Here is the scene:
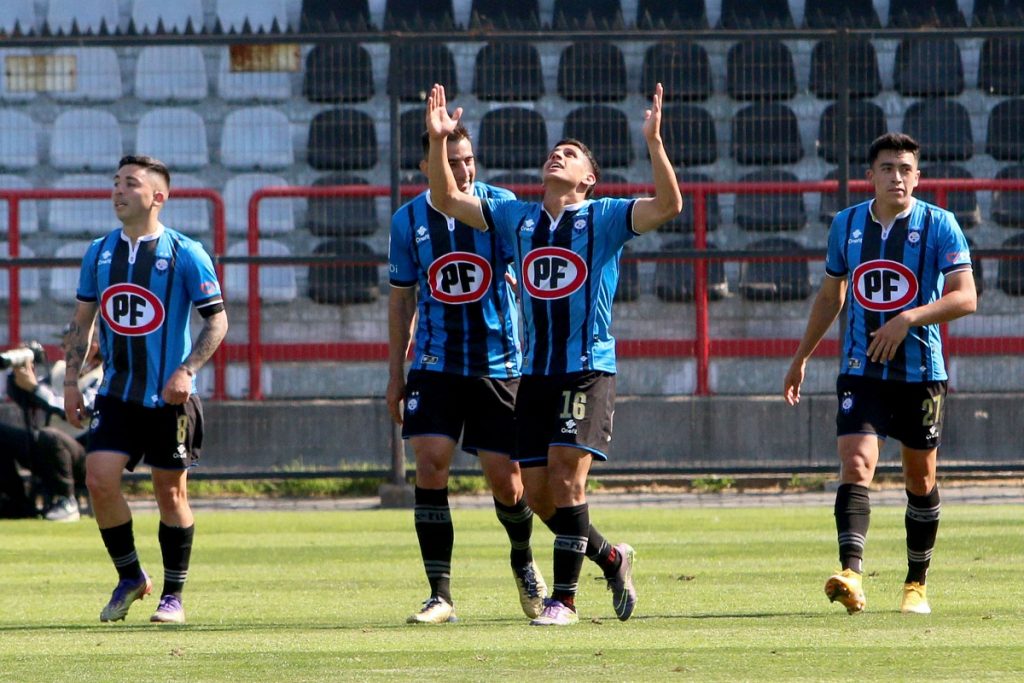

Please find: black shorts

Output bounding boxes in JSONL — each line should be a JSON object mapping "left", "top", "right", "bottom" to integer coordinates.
{"left": 86, "top": 394, "right": 204, "bottom": 471}
{"left": 514, "top": 371, "right": 616, "bottom": 467}
{"left": 402, "top": 370, "right": 518, "bottom": 456}
{"left": 836, "top": 374, "right": 947, "bottom": 450}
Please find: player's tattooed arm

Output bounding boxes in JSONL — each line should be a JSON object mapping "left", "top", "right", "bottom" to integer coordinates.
{"left": 181, "top": 310, "right": 228, "bottom": 375}
{"left": 63, "top": 303, "right": 98, "bottom": 382}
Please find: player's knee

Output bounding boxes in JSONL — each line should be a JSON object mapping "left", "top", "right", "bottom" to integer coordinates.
{"left": 85, "top": 470, "right": 118, "bottom": 501}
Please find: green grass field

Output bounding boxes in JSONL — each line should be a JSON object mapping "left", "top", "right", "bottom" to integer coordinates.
{"left": 2, "top": 503, "right": 1023, "bottom": 681}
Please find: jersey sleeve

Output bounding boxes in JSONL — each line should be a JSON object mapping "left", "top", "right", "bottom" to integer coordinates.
{"left": 388, "top": 208, "right": 417, "bottom": 287}
{"left": 480, "top": 198, "right": 522, "bottom": 243}
{"left": 181, "top": 240, "right": 224, "bottom": 317}
{"left": 934, "top": 211, "right": 972, "bottom": 274}
{"left": 824, "top": 212, "right": 848, "bottom": 277}
{"left": 75, "top": 239, "right": 103, "bottom": 303}
{"left": 593, "top": 197, "right": 638, "bottom": 249}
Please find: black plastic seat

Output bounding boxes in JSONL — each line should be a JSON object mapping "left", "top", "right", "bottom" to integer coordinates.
{"left": 809, "top": 37, "right": 881, "bottom": 99}
{"left": 302, "top": 44, "right": 374, "bottom": 103}
{"left": 299, "top": 0, "right": 371, "bottom": 31}
{"left": 306, "top": 174, "right": 379, "bottom": 238}
{"left": 726, "top": 39, "right": 797, "bottom": 101}
{"left": 978, "top": 38, "right": 1024, "bottom": 96}
{"left": 917, "top": 164, "right": 980, "bottom": 229}
{"left": 654, "top": 236, "right": 729, "bottom": 302}
{"left": 474, "top": 42, "right": 544, "bottom": 102}
{"left": 973, "top": 0, "right": 1024, "bottom": 26}
{"left": 398, "top": 109, "right": 426, "bottom": 170}
{"left": 731, "top": 103, "right": 803, "bottom": 166}
{"left": 889, "top": 0, "right": 965, "bottom": 27}
{"left": 562, "top": 105, "right": 633, "bottom": 169}
{"left": 307, "top": 109, "right": 378, "bottom": 170}
{"left": 664, "top": 171, "right": 721, "bottom": 234}
{"left": 641, "top": 42, "right": 712, "bottom": 102}
{"left": 487, "top": 172, "right": 541, "bottom": 196}
{"left": 477, "top": 107, "right": 548, "bottom": 170}
{"left": 718, "top": 0, "right": 793, "bottom": 28}
{"left": 383, "top": 0, "right": 455, "bottom": 30}
{"left": 739, "top": 237, "right": 811, "bottom": 302}
{"left": 903, "top": 100, "right": 974, "bottom": 162}
{"left": 894, "top": 37, "right": 964, "bottom": 98}
{"left": 387, "top": 43, "right": 457, "bottom": 103}
{"left": 734, "top": 169, "right": 807, "bottom": 232}
{"left": 803, "top": 0, "right": 880, "bottom": 27}
{"left": 308, "top": 239, "right": 381, "bottom": 305}
{"left": 552, "top": 0, "right": 624, "bottom": 30}
{"left": 997, "top": 232, "right": 1024, "bottom": 296}
{"left": 557, "top": 42, "right": 627, "bottom": 103}
{"left": 986, "top": 99, "right": 1024, "bottom": 161}
{"left": 662, "top": 104, "right": 717, "bottom": 167}
{"left": 469, "top": 0, "right": 540, "bottom": 29}
{"left": 991, "top": 165, "right": 1024, "bottom": 227}
{"left": 636, "top": 0, "right": 708, "bottom": 29}
{"left": 615, "top": 246, "right": 639, "bottom": 303}
{"left": 819, "top": 169, "right": 874, "bottom": 223}
{"left": 816, "top": 100, "right": 886, "bottom": 165}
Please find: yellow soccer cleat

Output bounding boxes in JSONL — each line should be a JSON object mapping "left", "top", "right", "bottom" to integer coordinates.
{"left": 406, "top": 596, "right": 458, "bottom": 624}
{"left": 513, "top": 560, "right": 548, "bottom": 619}
{"left": 900, "top": 582, "right": 931, "bottom": 614}
{"left": 824, "top": 568, "right": 866, "bottom": 614}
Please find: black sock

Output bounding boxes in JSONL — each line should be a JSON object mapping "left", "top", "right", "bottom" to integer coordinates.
{"left": 493, "top": 497, "right": 534, "bottom": 568}
{"left": 414, "top": 486, "right": 453, "bottom": 604}
{"left": 835, "top": 484, "right": 871, "bottom": 574}
{"left": 99, "top": 520, "right": 143, "bottom": 581}
{"left": 905, "top": 485, "right": 941, "bottom": 585}
{"left": 158, "top": 522, "right": 195, "bottom": 598}
{"left": 585, "top": 525, "right": 620, "bottom": 575}
{"left": 549, "top": 504, "right": 589, "bottom": 609}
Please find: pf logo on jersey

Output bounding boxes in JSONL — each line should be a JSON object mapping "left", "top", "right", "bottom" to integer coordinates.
{"left": 522, "top": 247, "right": 588, "bottom": 300}
{"left": 852, "top": 259, "right": 919, "bottom": 312}
{"left": 100, "top": 283, "right": 165, "bottom": 336}
{"left": 427, "top": 251, "right": 493, "bottom": 304}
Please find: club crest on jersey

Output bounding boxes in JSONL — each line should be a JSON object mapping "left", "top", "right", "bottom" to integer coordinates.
{"left": 426, "top": 251, "right": 493, "bottom": 304}
{"left": 522, "top": 247, "right": 588, "bottom": 300}
{"left": 573, "top": 218, "right": 587, "bottom": 231}
{"left": 155, "top": 258, "right": 169, "bottom": 271}
{"left": 907, "top": 231, "right": 920, "bottom": 245}
{"left": 852, "top": 259, "right": 918, "bottom": 312}
{"left": 100, "top": 283, "right": 166, "bottom": 336}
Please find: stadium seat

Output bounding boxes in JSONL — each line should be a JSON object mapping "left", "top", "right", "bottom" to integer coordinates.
{"left": 308, "top": 109, "right": 378, "bottom": 171}
{"left": 50, "top": 108, "right": 122, "bottom": 172}
{"left": 662, "top": 104, "right": 718, "bottom": 167}
{"left": 641, "top": 42, "right": 712, "bottom": 102}
{"left": 300, "top": 0, "right": 372, "bottom": 32}
{"left": 986, "top": 99, "right": 1024, "bottom": 161}
{"left": 726, "top": 39, "right": 797, "bottom": 101}
{"left": 224, "top": 173, "right": 296, "bottom": 235}
{"left": 135, "top": 46, "right": 208, "bottom": 102}
{"left": 964, "top": 235, "right": 983, "bottom": 298}
{"left": 917, "top": 164, "right": 981, "bottom": 229}
{"left": 306, "top": 174, "right": 379, "bottom": 238}
{"left": 997, "top": 232, "right": 1024, "bottom": 296}
{"left": 302, "top": 43, "right": 374, "bottom": 103}
{"left": 819, "top": 169, "right": 873, "bottom": 223}
{"left": 654, "top": 236, "right": 728, "bottom": 302}
{"left": 888, "top": 0, "right": 965, "bottom": 28}
{"left": 734, "top": 169, "right": 807, "bottom": 232}
{"left": 803, "top": 0, "right": 880, "bottom": 27}
{"left": 739, "top": 237, "right": 811, "bottom": 302}
{"left": 220, "top": 107, "right": 293, "bottom": 171}
{"left": 816, "top": 100, "right": 886, "bottom": 165}
{"left": 562, "top": 105, "right": 633, "bottom": 169}
{"left": 47, "top": 175, "right": 110, "bottom": 235}
{"left": 552, "top": 0, "right": 624, "bottom": 30}
{"left": 388, "top": 43, "right": 457, "bottom": 103}
{"left": 557, "top": 42, "right": 628, "bottom": 103}
{"left": 894, "top": 38, "right": 964, "bottom": 98}
{"left": 477, "top": 107, "right": 548, "bottom": 170}
{"left": 0, "top": 49, "right": 37, "bottom": 102}
{"left": 903, "top": 100, "right": 974, "bottom": 163}
{"left": 216, "top": 0, "right": 288, "bottom": 32}
{"left": 50, "top": 242, "right": 91, "bottom": 303}
{"left": 0, "top": 111, "right": 38, "bottom": 170}
{"left": 474, "top": 42, "right": 544, "bottom": 102}
{"left": 0, "top": 242, "right": 39, "bottom": 302}
{"left": 131, "top": 0, "right": 203, "bottom": 33}
{"left": 662, "top": 171, "right": 721, "bottom": 234}
{"left": 469, "top": 0, "right": 540, "bottom": 30}
{"left": 52, "top": 47, "right": 121, "bottom": 102}
{"left": 973, "top": 0, "right": 1024, "bottom": 26}
{"left": 614, "top": 246, "right": 638, "bottom": 303}
{"left": 809, "top": 37, "right": 881, "bottom": 99}
{"left": 383, "top": 0, "right": 455, "bottom": 30}
{"left": 46, "top": 0, "right": 118, "bottom": 34}
{"left": 637, "top": 0, "right": 708, "bottom": 29}
{"left": 398, "top": 109, "right": 426, "bottom": 169}
{"left": 216, "top": 48, "right": 291, "bottom": 102}
{"left": 991, "top": 165, "right": 1024, "bottom": 226}
{"left": 486, "top": 172, "right": 541, "bottom": 195}
{"left": 0, "top": 0, "right": 35, "bottom": 35}
{"left": 307, "top": 239, "right": 381, "bottom": 305}
{"left": 717, "top": 0, "right": 793, "bottom": 29}
{"left": 159, "top": 173, "right": 210, "bottom": 235}
{"left": 225, "top": 240, "right": 297, "bottom": 303}
{"left": 731, "top": 103, "right": 803, "bottom": 166}
{"left": 0, "top": 175, "right": 39, "bottom": 235}
{"left": 136, "top": 108, "right": 209, "bottom": 170}
{"left": 978, "top": 38, "right": 1024, "bottom": 96}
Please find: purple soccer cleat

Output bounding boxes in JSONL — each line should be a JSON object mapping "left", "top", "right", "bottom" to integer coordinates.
{"left": 99, "top": 571, "right": 152, "bottom": 622}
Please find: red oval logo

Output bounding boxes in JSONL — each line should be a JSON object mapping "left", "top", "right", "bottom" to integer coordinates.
{"left": 100, "top": 283, "right": 166, "bottom": 336}
{"left": 522, "top": 247, "right": 588, "bottom": 300}
{"left": 426, "top": 252, "right": 494, "bottom": 304}
{"left": 852, "top": 259, "right": 919, "bottom": 312}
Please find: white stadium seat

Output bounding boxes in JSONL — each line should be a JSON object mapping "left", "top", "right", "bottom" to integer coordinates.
{"left": 0, "top": 242, "right": 40, "bottom": 302}
{"left": 216, "top": 48, "right": 291, "bottom": 101}
{"left": 135, "top": 46, "right": 209, "bottom": 103}
{"left": 49, "top": 241, "right": 92, "bottom": 303}
{"left": 224, "top": 173, "right": 296, "bottom": 235}
{"left": 160, "top": 173, "right": 212, "bottom": 236}
{"left": 0, "top": 175, "right": 40, "bottom": 235}
{"left": 0, "top": 0, "right": 35, "bottom": 35}
{"left": 46, "top": 0, "right": 118, "bottom": 34}
{"left": 52, "top": 47, "right": 122, "bottom": 102}
{"left": 131, "top": 0, "right": 204, "bottom": 33}
{"left": 50, "top": 108, "right": 123, "bottom": 171}
{"left": 0, "top": 110, "right": 39, "bottom": 170}
{"left": 215, "top": 0, "right": 289, "bottom": 32}
{"left": 225, "top": 239, "right": 297, "bottom": 303}
{"left": 220, "top": 107, "right": 294, "bottom": 170}
{"left": 136, "top": 108, "right": 209, "bottom": 169}
{"left": 47, "top": 174, "right": 113, "bottom": 235}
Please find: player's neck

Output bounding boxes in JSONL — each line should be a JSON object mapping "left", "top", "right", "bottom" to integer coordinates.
{"left": 120, "top": 216, "right": 162, "bottom": 242}
{"left": 542, "top": 188, "right": 587, "bottom": 219}
{"left": 871, "top": 197, "right": 912, "bottom": 227}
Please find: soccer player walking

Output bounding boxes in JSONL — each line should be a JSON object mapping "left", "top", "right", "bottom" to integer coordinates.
{"left": 425, "top": 83, "right": 682, "bottom": 625}
{"left": 784, "top": 134, "right": 976, "bottom": 615}
{"left": 64, "top": 155, "right": 228, "bottom": 624}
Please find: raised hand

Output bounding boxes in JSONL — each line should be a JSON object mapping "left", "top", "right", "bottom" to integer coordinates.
{"left": 425, "top": 83, "right": 462, "bottom": 140}
{"left": 642, "top": 82, "right": 664, "bottom": 143}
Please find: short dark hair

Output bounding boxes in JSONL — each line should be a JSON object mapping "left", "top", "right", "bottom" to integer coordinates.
{"left": 118, "top": 154, "right": 171, "bottom": 188}
{"left": 867, "top": 133, "right": 920, "bottom": 166}
{"left": 420, "top": 124, "right": 472, "bottom": 159}
{"left": 552, "top": 138, "right": 601, "bottom": 198}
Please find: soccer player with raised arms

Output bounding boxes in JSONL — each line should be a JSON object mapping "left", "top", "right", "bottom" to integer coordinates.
{"left": 425, "top": 83, "right": 682, "bottom": 625}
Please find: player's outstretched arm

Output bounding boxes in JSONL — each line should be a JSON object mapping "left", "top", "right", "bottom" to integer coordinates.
{"left": 63, "top": 301, "right": 98, "bottom": 428}
{"left": 783, "top": 276, "right": 846, "bottom": 405}
{"left": 386, "top": 286, "right": 417, "bottom": 425}
{"left": 632, "top": 83, "right": 684, "bottom": 234}
{"left": 162, "top": 309, "right": 228, "bottom": 405}
{"left": 425, "top": 84, "right": 486, "bottom": 230}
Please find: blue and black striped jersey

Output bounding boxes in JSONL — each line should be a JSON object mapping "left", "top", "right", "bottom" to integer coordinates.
{"left": 826, "top": 199, "right": 972, "bottom": 382}
{"left": 76, "top": 227, "right": 224, "bottom": 407}
{"left": 389, "top": 183, "right": 521, "bottom": 378}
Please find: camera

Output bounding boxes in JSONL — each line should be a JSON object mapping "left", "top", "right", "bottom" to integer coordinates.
{"left": 0, "top": 341, "right": 47, "bottom": 370}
